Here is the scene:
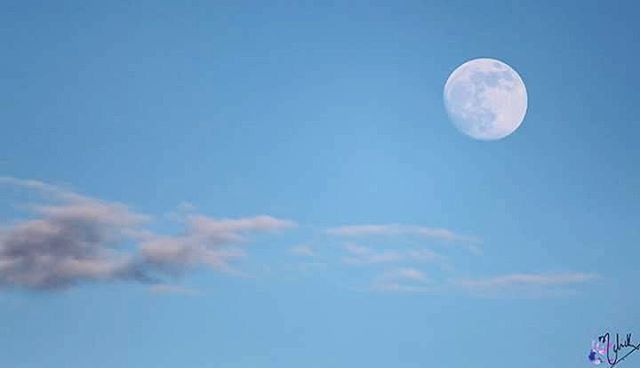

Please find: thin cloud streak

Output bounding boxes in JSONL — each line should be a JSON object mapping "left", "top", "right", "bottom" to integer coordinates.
{"left": 290, "top": 244, "right": 315, "bottom": 257}
{"left": 327, "top": 224, "right": 478, "bottom": 242}
{"left": 327, "top": 224, "right": 482, "bottom": 254}
{"left": 371, "top": 267, "right": 434, "bottom": 293}
{"left": 342, "top": 243, "right": 445, "bottom": 266}
{"left": 455, "top": 272, "right": 598, "bottom": 297}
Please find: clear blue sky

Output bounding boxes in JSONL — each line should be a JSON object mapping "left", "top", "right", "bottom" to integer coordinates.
{"left": 1, "top": 1, "right": 639, "bottom": 367}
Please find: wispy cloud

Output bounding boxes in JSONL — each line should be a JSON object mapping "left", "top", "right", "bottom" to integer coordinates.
{"left": 371, "top": 267, "right": 434, "bottom": 293}
{"left": 289, "top": 244, "right": 315, "bottom": 257}
{"left": 141, "top": 215, "right": 295, "bottom": 274}
{"left": 342, "top": 243, "right": 445, "bottom": 266}
{"left": 455, "top": 272, "right": 598, "bottom": 297}
{"left": 327, "top": 224, "right": 481, "bottom": 253}
{"left": 0, "top": 177, "right": 83, "bottom": 201}
{"left": 0, "top": 177, "right": 296, "bottom": 291}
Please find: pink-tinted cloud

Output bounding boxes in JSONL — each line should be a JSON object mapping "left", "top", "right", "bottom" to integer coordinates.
{"left": 0, "top": 177, "right": 296, "bottom": 290}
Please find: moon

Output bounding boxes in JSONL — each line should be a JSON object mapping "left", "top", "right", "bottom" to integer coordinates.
{"left": 443, "top": 58, "right": 528, "bottom": 140}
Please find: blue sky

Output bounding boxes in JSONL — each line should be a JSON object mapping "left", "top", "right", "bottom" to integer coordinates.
{"left": 1, "top": 1, "right": 639, "bottom": 367}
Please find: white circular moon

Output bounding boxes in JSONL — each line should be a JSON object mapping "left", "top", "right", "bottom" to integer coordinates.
{"left": 444, "top": 58, "right": 528, "bottom": 140}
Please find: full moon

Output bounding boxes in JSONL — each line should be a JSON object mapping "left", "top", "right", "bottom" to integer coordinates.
{"left": 443, "top": 58, "right": 528, "bottom": 140}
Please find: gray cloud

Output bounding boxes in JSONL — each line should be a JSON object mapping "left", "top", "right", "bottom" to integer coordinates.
{"left": 0, "top": 180, "right": 149, "bottom": 289}
{"left": 0, "top": 177, "right": 296, "bottom": 291}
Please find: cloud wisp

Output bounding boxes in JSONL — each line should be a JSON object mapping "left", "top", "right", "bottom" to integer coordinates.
{"left": 370, "top": 268, "right": 435, "bottom": 293}
{"left": 327, "top": 224, "right": 481, "bottom": 253}
{"left": 342, "top": 243, "right": 445, "bottom": 266}
{"left": 454, "top": 272, "right": 598, "bottom": 297}
{"left": 289, "top": 244, "right": 315, "bottom": 257}
{"left": 141, "top": 214, "right": 295, "bottom": 275}
{"left": 0, "top": 177, "right": 296, "bottom": 291}
{"left": 336, "top": 242, "right": 449, "bottom": 293}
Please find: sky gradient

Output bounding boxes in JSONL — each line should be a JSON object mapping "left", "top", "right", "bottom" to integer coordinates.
{"left": 1, "top": 1, "right": 639, "bottom": 367}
